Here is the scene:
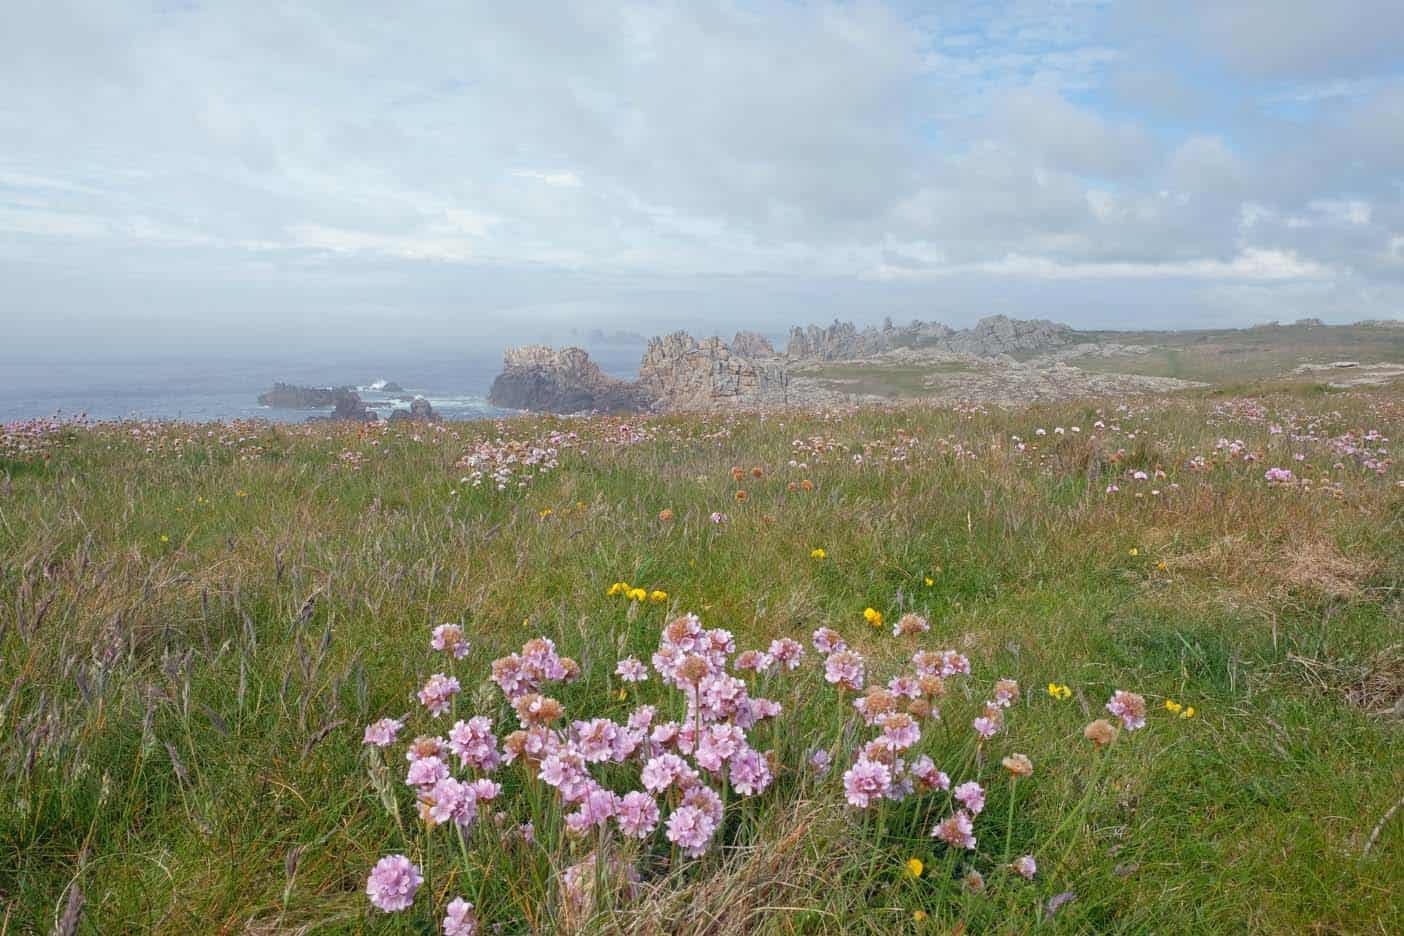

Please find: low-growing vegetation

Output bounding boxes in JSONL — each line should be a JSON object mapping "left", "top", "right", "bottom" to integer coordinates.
{"left": 1, "top": 388, "right": 1400, "bottom": 933}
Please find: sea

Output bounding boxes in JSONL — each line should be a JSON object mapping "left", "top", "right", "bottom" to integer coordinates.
{"left": 0, "top": 346, "right": 644, "bottom": 424}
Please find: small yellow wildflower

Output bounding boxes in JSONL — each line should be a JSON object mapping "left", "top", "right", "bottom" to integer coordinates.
{"left": 863, "top": 607, "right": 883, "bottom": 628}
{"left": 811, "top": 548, "right": 827, "bottom": 560}
{"left": 924, "top": 576, "right": 934, "bottom": 587}
{"left": 159, "top": 534, "right": 169, "bottom": 543}
{"left": 649, "top": 590, "right": 668, "bottom": 604}
{"left": 1047, "top": 682, "right": 1071, "bottom": 700}
{"left": 1181, "top": 706, "right": 1195, "bottom": 719}
{"left": 1128, "top": 547, "right": 1139, "bottom": 557}
{"left": 606, "top": 581, "right": 629, "bottom": 597}
{"left": 913, "top": 910, "right": 928, "bottom": 922}
{"left": 904, "top": 857, "right": 924, "bottom": 878}
{"left": 627, "top": 588, "right": 648, "bottom": 602}
{"left": 236, "top": 489, "right": 248, "bottom": 497}
{"left": 1157, "top": 560, "right": 1168, "bottom": 572}
{"left": 1164, "top": 699, "right": 1183, "bottom": 714}
{"left": 616, "top": 687, "right": 628, "bottom": 701}
{"left": 539, "top": 507, "right": 553, "bottom": 518}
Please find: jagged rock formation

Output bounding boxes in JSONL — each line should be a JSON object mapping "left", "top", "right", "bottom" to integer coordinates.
{"left": 729, "top": 331, "right": 777, "bottom": 359}
{"left": 258, "top": 383, "right": 345, "bottom": 408}
{"left": 488, "top": 346, "right": 654, "bottom": 414}
{"left": 637, "top": 333, "right": 789, "bottom": 410}
{"left": 388, "top": 397, "right": 440, "bottom": 422}
{"left": 786, "top": 315, "right": 1073, "bottom": 361}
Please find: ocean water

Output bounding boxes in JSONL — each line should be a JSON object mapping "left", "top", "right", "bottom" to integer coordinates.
{"left": 0, "top": 346, "right": 644, "bottom": 424}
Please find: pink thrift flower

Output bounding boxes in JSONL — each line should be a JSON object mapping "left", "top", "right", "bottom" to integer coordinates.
{"left": 809, "top": 748, "right": 833, "bottom": 775}
{"left": 824, "top": 650, "right": 865, "bottom": 691}
{"left": 666, "top": 804, "right": 717, "bottom": 858}
{"left": 910, "top": 755, "right": 950, "bottom": 792}
{"left": 363, "top": 717, "right": 404, "bottom": 748}
{"left": 1013, "top": 855, "right": 1037, "bottom": 880}
{"left": 447, "top": 716, "right": 500, "bottom": 772}
{"left": 842, "top": 756, "right": 892, "bottom": 808}
{"left": 406, "top": 755, "right": 449, "bottom": 791}
{"left": 767, "top": 637, "right": 805, "bottom": 670}
{"left": 932, "top": 810, "right": 976, "bottom": 850}
{"left": 811, "top": 627, "right": 846, "bottom": 654}
{"left": 615, "top": 657, "right": 648, "bottom": 682}
{"left": 729, "top": 746, "right": 773, "bottom": 796}
{"left": 431, "top": 623, "right": 471, "bottom": 660}
{"left": 954, "top": 781, "right": 986, "bottom": 815}
{"left": 366, "top": 854, "right": 422, "bottom": 912}
{"left": 418, "top": 673, "right": 461, "bottom": 717}
{"left": 1106, "top": 690, "right": 1147, "bottom": 731}
{"left": 443, "top": 897, "right": 477, "bottom": 935}
{"left": 615, "top": 790, "right": 661, "bottom": 839}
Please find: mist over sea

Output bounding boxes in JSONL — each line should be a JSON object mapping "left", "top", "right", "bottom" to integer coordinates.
{"left": 0, "top": 345, "right": 643, "bottom": 423}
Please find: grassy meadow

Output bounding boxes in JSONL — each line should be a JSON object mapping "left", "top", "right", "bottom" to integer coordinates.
{"left": 2, "top": 388, "right": 1401, "bottom": 934}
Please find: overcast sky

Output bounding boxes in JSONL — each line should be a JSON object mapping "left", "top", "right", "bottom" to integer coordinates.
{"left": 3, "top": 0, "right": 1402, "bottom": 355}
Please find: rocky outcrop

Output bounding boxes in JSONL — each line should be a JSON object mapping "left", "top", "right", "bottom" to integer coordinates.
{"left": 940, "top": 315, "right": 1074, "bottom": 357}
{"left": 730, "top": 331, "right": 777, "bottom": 359}
{"left": 388, "top": 397, "right": 440, "bottom": 422}
{"left": 488, "top": 346, "right": 654, "bottom": 414}
{"left": 258, "top": 383, "right": 344, "bottom": 408}
{"left": 785, "top": 315, "right": 1073, "bottom": 361}
{"left": 637, "top": 333, "right": 789, "bottom": 410}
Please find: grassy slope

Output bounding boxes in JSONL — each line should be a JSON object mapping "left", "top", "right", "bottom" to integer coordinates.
{"left": 1, "top": 391, "right": 1401, "bottom": 934}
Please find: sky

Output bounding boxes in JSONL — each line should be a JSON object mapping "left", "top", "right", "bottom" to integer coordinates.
{"left": 3, "top": 0, "right": 1402, "bottom": 356}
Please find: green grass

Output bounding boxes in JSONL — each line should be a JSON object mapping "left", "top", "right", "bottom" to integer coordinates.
{"left": 1, "top": 392, "right": 1400, "bottom": 934}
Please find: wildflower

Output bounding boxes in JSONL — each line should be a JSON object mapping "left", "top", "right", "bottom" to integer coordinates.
{"left": 992, "top": 678, "right": 1020, "bottom": 707}
{"left": 954, "top": 781, "right": 986, "bottom": 815}
{"left": 626, "top": 587, "right": 648, "bottom": 602}
{"left": 431, "top": 623, "right": 470, "bottom": 660}
{"left": 615, "top": 790, "right": 660, "bottom": 839}
{"left": 877, "top": 712, "right": 921, "bottom": 751}
{"left": 1047, "top": 682, "right": 1071, "bottom": 700}
{"left": 734, "top": 489, "right": 748, "bottom": 503}
{"left": 767, "top": 638, "right": 804, "bottom": 670}
{"left": 800, "top": 479, "right": 814, "bottom": 491}
{"left": 809, "top": 748, "right": 833, "bottom": 775}
{"left": 1002, "top": 753, "right": 1033, "bottom": 778}
{"left": 1164, "top": 699, "right": 1183, "bottom": 714}
{"left": 924, "top": 576, "right": 934, "bottom": 587}
{"left": 665, "top": 804, "right": 717, "bottom": 858}
{"left": 422, "top": 776, "right": 477, "bottom": 828}
{"left": 658, "top": 508, "right": 674, "bottom": 522}
{"left": 963, "top": 869, "right": 986, "bottom": 892}
{"left": 159, "top": 534, "right": 169, "bottom": 543}
{"left": 1106, "top": 690, "right": 1147, "bottom": 731}
{"left": 366, "top": 854, "right": 422, "bottom": 912}
{"left": 363, "top": 717, "right": 404, "bottom": 748}
{"left": 842, "top": 756, "right": 893, "bottom": 808}
{"left": 913, "top": 910, "right": 928, "bottom": 922}
{"left": 909, "top": 755, "right": 949, "bottom": 792}
{"left": 418, "top": 673, "right": 461, "bottom": 717}
{"left": 1181, "top": 706, "right": 1196, "bottom": 719}
{"left": 1128, "top": 547, "right": 1139, "bottom": 557}
{"left": 606, "top": 581, "right": 629, "bottom": 597}
{"left": 972, "top": 703, "right": 1003, "bottom": 739}
{"left": 824, "top": 649, "right": 865, "bottom": 691}
{"left": 894, "top": 612, "right": 929, "bottom": 637}
{"left": 932, "top": 810, "right": 976, "bottom": 849}
{"left": 863, "top": 607, "right": 883, "bottom": 629}
{"left": 447, "top": 716, "right": 500, "bottom": 771}
{"left": 1084, "top": 718, "right": 1118, "bottom": 748}
{"left": 811, "top": 626, "right": 846, "bottom": 654}
{"left": 810, "top": 547, "right": 827, "bottom": 559}
{"left": 539, "top": 507, "right": 552, "bottom": 518}
{"left": 729, "top": 746, "right": 773, "bottom": 795}
{"left": 443, "top": 897, "right": 478, "bottom": 935}
{"left": 709, "top": 511, "right": 727, "bottom": 525}
{"left": 615, "top": 657, "right": 648, "bottom": 682}
{"left": 1012, "top": 855, "right": 1037, "bottom": 880}
{"left": 1264, "top": 467, "right": 1294, "bottom": 483}
{"left": 905, "top": 857, "right": 924, "bottom": 878}
{"left": 649, "top": 589, "right": 668, "bottom": 604}
{"left": 731, "top": 466, "right": 744, "bottom": 481}
{"left": 406, "top": 755, "right": 450, "bottom": 790}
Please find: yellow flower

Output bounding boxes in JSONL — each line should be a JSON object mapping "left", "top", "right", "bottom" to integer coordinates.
{"left": 913, "top": 910, "right": 928, "bottom": 922}
{"left": 627, "top": 588, "right": 648, "bottom": 602}
{"left": 159, "top": 534, "right": 169, "bottom": 543}
{"left": 810, "top": 548, "right": 827, "bottom": 560}
{"left": 649, "top": 590, "right": 668, "bottom": 604}
{"left": 1181, "top": 706, "right": 1195, "bottom": 719}
{"left": 606, "top": 581, "right": 629, "bottom": 597}
{"left": 1128, "top": 547, "right": 1139, "bottom": 557}
{"left": 1164, "top": 699, "right": 1183, "bottom": 714}
{"left": 616, "top": 687, "right": 628, "bottom": 701}
{"left": 1047, "top": 682, "right": 1071, "bottom": 700}
{"left": 539, "top": 507, "right": 553, "bottom": 518}
{"left": 904, "top": 857, "right": 924, "bottom": 878}
{"left": 863, "top": 607, "right": 883, "bottom": 628}
{"left": 1157, "top": 560, "right": 1168, "bottom": 572}
{"left": 924, "top": 576, "right": 934, "bottom": 587}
